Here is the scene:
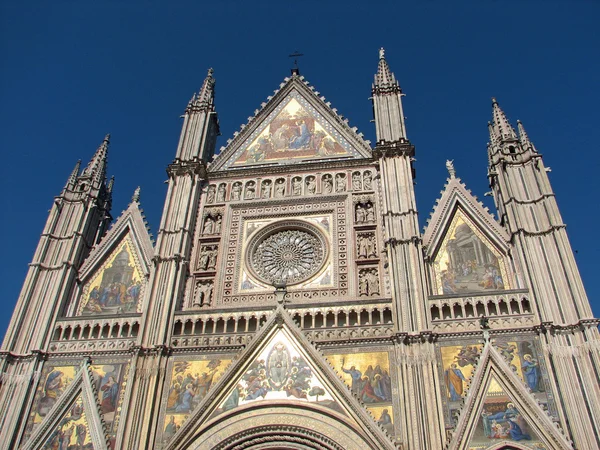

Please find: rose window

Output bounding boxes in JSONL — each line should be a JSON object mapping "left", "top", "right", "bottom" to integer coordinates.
{"left": 247, "top": 221, "right": 328, "bottom": 286}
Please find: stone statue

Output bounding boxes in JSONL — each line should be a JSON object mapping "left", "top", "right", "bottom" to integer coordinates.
{"left": 335, "top": 174, "right": 346, "bottom": 192}
{"left": 355, "top": 204, "right": 365, "bottom": 223}
{"left": 275, "top": 179, "right": 285, "bottom": 197}
{"left": 207, "top": 248, "right": 217, "bottom": 270}
{"left": 352, "top": 173, "right": 362, "bottom": 191}
{"left": 231, "top": 183, "right": 242, "bottom": 201}
{"left": 357, "top": 235, "right": 368, "bottom": 258}
{"left": 214, "top": 215, "right": 222, "bottom": 233}
{"left": 359, "top": 272, "right": 369, "bottom": 296}
{"left": 216, "top": 184, "right": 226, "bottom": 202}
{"left": 306, "top": 177, "right": 316, "bottom": 194}
{"left": 261, "top": 181, "right": 271, "bottom": 199}
{"left": 446, "top": 159, "right": 456, "bottom": 178}
{"left": 366, "top": 203, "right": 375, "bottom": 222}
{"left": 292, "top": 178, "right": 302, "bottom": 196}
{"left": 198, "top": 249, "right": 210, "bottom": 270}
{"left": 363, "top": 171, "right": 372, "bottom": 190}
{"left": 203, "top": 217, "right": 214, "bottom": 234}
{"left": 322, "top": 174, "right": 332, "bottom": 194}
{"left": 245, "top": 182, "right": 255, "bottom": 200}
{"left": 206, "top": 185, "right": 216, "bottom": 203}
{"left": 367, "top": 270, "right": 380, "bottom": 295}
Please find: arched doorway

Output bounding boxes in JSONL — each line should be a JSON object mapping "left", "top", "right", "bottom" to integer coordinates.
{"left": 182, "top": 401, "right": 391, "bottom": 450}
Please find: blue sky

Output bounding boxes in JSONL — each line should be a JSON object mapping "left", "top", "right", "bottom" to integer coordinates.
{"left": 1, "top": 1, "right": 599, "bottom": 339}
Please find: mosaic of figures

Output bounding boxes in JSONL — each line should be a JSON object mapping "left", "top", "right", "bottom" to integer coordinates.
{"left": 440, "top": 338, "right": 553, "bottom": 429}
{"left": 42, "top": 395, "right": 93, "bottom": 450}
{"left": 468, "top": 377, "right": 545, "bottom": 450}
{"left": 326, "top": 351, "right": 397, "bottom": 435}
{"left": 212, "top": 332, "right": 340, "bottom": 420}
{"left": 162, "top": 358, "right": 231, "bottom": 443}
{"left": 231, "top": 98, "right": 349, "bottom": 166}
{"left": 327, "top": 352, "right": 393, "bottom": 405}
{"left": 204, "top": 170, "right": 374, "bottom": 205}
{"left": 27, "top": 361, "right": 129, "bottom": 446}
{"left": 434, "top": 211, "right": 508, "bottom": 295}
{"left": 78, "top": 237, "right": 144, "bottom": 316}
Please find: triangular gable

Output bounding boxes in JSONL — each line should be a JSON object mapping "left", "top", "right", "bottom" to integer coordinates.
{"left": 164, "top": 306, "right": 396, "bottom": 450}
{"left": 423, "top": 176, "right": 512, "bottom": 295}
{"left": 74, "top": 199, "right": 153, "bottom": 316}
{"left": 23, "top": 362, "right": 110, "bottom": 450}
{"left": 449, "top": 343, "right": 572, "bottom": 450}
{"left": 210, "top": 75, "right": 373, "bottom": 171}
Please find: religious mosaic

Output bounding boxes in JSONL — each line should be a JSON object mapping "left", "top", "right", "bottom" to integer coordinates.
{"left": 434, "top": 211, "right": 508, "bottom": 295}
{"left": 467, "top": 377, "right": 545, "bottom": 450}
{"left": 41, "top": 395, "right": 93, "bottom": 450}
{"left": 26, "top": 361, "right": 129, "bottom": 446}
{"left": 90, "top": 362, "right": 129, "bottom": 444}
{"left": 230, "top": 94, "right": 356, "bottom": 167}
{"left": 212, "top": 331, "right": 341, "bottom": 419}
{"left": 440, "top": 339, "right": 553, "bottom": 430}
{"left": 369, "top": 405, "right": 394, "bottom": 435}
{"left": 327, "top": 352, "right": 393, "bottom": 404}
{"left": 440, "top": 344, "right": 483, "bottom": 405}
{"left": 78, "top": 235, "right": 145, "bottom": 315}
{"left": 162, "top": 358, "right": 231, "bottom": 443}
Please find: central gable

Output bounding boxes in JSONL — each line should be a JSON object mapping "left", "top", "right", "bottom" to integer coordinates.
{"left": 211, "top": 76, "right": 372, "bottom": 171}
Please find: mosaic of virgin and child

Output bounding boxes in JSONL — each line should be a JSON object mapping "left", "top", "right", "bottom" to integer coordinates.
{"left": 235, "top": 99, "right": 347, "bottom": 165}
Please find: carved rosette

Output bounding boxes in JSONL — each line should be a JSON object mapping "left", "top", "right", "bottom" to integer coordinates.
{"left": 246, "top": 221, "right": 329, "bottom": 286}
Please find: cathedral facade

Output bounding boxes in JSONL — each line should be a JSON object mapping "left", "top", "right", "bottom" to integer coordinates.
{"left": 1, "top": 50, "right": 599, "bottom": 450}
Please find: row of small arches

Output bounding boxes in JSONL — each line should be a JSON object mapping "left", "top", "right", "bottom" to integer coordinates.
{"left": 174, "top": 314, "right": 269, "bottom": 335}
{"left": 53, "top": 321, "right": 140, "bottom": 341}
{"left": 292, "top": 307, "right": 393, "bottom": 329}
{"left": 205, "top": 169, "right": 375, "bottom": 203}
{"left": 430, "top": 297, "right": 531, "bottom": 321}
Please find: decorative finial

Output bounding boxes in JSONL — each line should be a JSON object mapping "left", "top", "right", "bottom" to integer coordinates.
{"left": 207, "top": 68, "right": 214, "bottom": 77}
{"left": 379, "top": 47, "right": 385, "bottom": 59}
{"left": 289, "top": 51, "right": 304, "bottom": 75}
{"left": 491, "top": 97, "right": 497, "bottom": 104}
{"left": 103, "top": 133, "right": 111, "bottom": 143}
{"left": 132, "top": 186, "right": 141, "bottom": 203}
{"left": 446, "top": 159, "right": 456, "bottom": 178}
{"left": 107, "top": 175, "right": 115, "bottom": 193}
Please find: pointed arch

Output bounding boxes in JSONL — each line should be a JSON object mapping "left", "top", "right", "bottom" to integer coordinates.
{"left": 163, "top": 307, "right": 396, "bottom": 450}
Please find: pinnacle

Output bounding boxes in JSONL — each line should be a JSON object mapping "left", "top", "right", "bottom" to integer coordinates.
{"left": 82, "top": 134, "right": 110, "bottom": 183}
{"left": 517, "top": 119, "right": 531, "bottom": 147}
{"left": 373, "top": 48, "right": 399, "bottom": 92}
{"left": 490, "top": 97, "right": 517, "bottom": 141}
{"left": 131, "top": 186, "right": 141, "bottom": 203}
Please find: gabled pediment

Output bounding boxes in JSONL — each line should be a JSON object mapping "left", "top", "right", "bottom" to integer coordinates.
{"left": 210, "top": 75, "right": 373, "bottom": 171}
{"left": 164, "top": 306, "right": 396, "bottom": 450}
{"left": 423, "top": 176, "right": 513, "bottom": 295}
{"left": 448, "top": 342, "right": 572, "bottom": 450}
{"left": 74, "top": 198, "right": 153, "bottom": 316}
{"left": 22, "top": 362, "right": 110, "bottom": 450}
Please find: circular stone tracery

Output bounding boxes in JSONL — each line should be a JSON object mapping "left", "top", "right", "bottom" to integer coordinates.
{"left": 247, "top": 221, "right": 328, "bottom": 286}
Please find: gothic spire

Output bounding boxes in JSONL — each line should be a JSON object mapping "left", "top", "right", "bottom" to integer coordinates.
{"left": 191, "top": 68, "right": 215, "bottom": 111}
{"left": 64, "top": 159, "right": 81, "bottom": 190}
{"left": 107, "top": 175, "right": 115, "bottom": 194}
{"left": 373, "top": 48, "right": 401, "bottom": 94}
{"left": 83, "top": 134, "right": 110, "bottom": 184}
{"left": 490, "top": 98, "right": 517, "bottom": 142}
{"left": 517, "top": 119, "right": 533, "bottom": 149}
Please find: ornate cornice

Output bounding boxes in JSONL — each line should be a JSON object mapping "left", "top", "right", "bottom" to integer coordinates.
{"left": 372, "top": 139, "right": 414, "bottom": 158}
